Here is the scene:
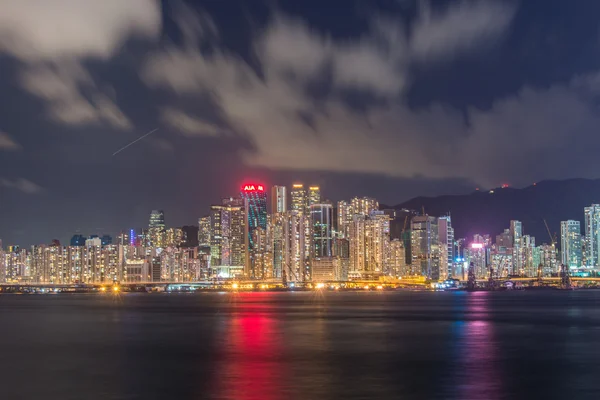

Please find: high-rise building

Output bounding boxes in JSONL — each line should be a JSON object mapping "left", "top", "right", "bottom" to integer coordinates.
{"left": 349, "top": 211, "right": 390, "bottom": 277}
{"left": 521, "top": 235, "right": 536, "bottom": 277}
{"left": 510, "top": 220, "right": 523, "bottom": 274}
{"left": 209, "top": 199, "right": 245, "bottom": 275}
{"left": 496, "top": 229, "right": 513, "bottom": 248}
{"left": 410, "top": 216, "right": 440, "bottom": 280}
{"left": 539, "top": 243, "right": 558, "bottom": 275}
{"left": 85, "top": 237, "right": 101, "bottom": 247}
{"left": 389, "top": 238, "right": 407, "bottom": 277}
{"left": 271, "top": 185, "right": 287, "bottom": 214}
{"left": 310, "top": 203, "right": 334, "bottom": 258}
{"left": 282, "top": 210, "right": 307, "bottom": 283}
{"left": 337, "top": 200, "right": 353, "bottom": 239}
{"left": 438, "top": 216, "right": 454, "bottom": 280}
{"left": 148, "top": 210, "right": 166, "bottom": 248}
{"left": 464, "top": 238, "right": 489, "bottom": 279}
{"left": 198, "top": 216, "right": 211, "bottom": 247}
{"left": 165, "top": 228, "right": 185, "bottom": 247}
{"left": 240, "top": 184, "right": 268, "bottom": 278}
{"left": 271, "top": 214, "right": 285, "bottom": 279}
{"left": 290, "top": 184, "right": 308, "bottom": 215}
{"left": 584, "top": 204, "right": 600, "bottom": 267}
{"left": 351, "top": 197, "right": 379, "bottom": 217}
{"left": 561, "top": 220, "right": 582, "bottom": 269}
{"left": 308, "top": 186, "right": 321, "bottom": 206}
{"left": 510, "top": 220, "right": 522, "bottom": 244}
{"left": 490, "top": 244, "right": 513, "bottom": 278}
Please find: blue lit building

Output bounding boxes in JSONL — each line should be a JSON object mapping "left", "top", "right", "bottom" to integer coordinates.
{"left": 70, "top": 234, "right": 86, "bottom": 246}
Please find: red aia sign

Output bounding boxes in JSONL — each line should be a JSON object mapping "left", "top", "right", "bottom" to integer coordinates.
{"left": 242, "top": 184, "right": 264, "bottom": 192}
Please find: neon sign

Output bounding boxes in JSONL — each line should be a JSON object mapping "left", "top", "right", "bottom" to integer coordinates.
{"left": 242, "top": 184, "right": 265, "bottom": 192}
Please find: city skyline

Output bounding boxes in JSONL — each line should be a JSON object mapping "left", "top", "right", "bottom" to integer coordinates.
{"left": 6, "top": 180, "right": 600, "bottom": 286}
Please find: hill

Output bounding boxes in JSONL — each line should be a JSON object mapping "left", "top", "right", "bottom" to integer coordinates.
{"left": 387, "top": 179, "right": 600, "bottom": 243}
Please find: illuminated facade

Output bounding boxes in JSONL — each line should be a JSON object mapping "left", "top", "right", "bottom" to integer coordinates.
{"left": 464, "top": 240, "right": 489, "bottom": 279}
{"left": 490, "top": 245, "right": 513, "bottom": 278}
{"left": 337, "top": 200, "right": 352, "bottom": 239}
{"left": 209, "top": 199, "right": 245, "bottom": 272}
{"left": 271, "top": 213, "right": 285, "bottom": 278}
{"left": 310, "top": 203, "right": 334, "bottom": 258}
{"left": 351, "top": 197, "right": 378, "bottom": 217}
{"left": 148, "top": 210, "right": 166, "bottom": 248}
{"left": 561, "top": 220, "right": 582, "bottom": 268}
{"left": 349, "top": 211, "right": 390, "bottom": 277}
{"left": 410, "top": 216, "right": 441, "bottom": 280}
{"left": 165, "top": 228, "right": 185, "bottom": 247}
{"left": 584, "top": 204, "right": 600, "bottom": 267}
{"left": 271, "top": 185, "right": 287, "bottom": 214}
{"left": 389, "top": 238, "right": 407, "bottom": 277}
{"left": 198, "top": 216, "right": 211, "bottom": 247}
{"left": 308, "top": 186, "right": 321, "bottom": 206}
{"left": 240, "top": 184, "right": 267, "bottom": 278}
{"left": 282, "top": 210, "right": 308, "bottom": 282}
{"left": 290, "top": 184, "right": 308, "bottom": 215}
{"left": 437, "top": 216, "right": 454, "bottom": 280}
{"left": 510, "top": 220, "right": 523, "bottom": 274}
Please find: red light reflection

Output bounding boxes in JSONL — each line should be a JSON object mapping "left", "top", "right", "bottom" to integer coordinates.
{"left": 212, "top": 293, "right": 286, "bottom": 400}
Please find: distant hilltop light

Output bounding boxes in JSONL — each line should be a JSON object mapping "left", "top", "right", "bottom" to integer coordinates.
{"left": 502, "top": 184, "right": 509, "bottom": 188}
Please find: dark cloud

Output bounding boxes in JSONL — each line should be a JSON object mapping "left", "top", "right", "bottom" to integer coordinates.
{"left": 1, "top": 0, "right": 600, "bottom": 245}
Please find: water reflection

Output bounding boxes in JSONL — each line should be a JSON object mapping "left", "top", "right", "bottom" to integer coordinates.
{"left": 455, "top": 293, "right": 504, "bottom": 400}
{"left": 212, "top": 293, "right": 287, "bottom": 400}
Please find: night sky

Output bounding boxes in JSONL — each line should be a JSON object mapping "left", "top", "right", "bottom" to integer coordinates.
{"left": 2, "top": 0, "right": 600, "bottom": 246}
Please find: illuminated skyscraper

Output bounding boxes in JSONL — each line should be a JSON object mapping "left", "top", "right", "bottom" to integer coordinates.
{"left": 308, "top": 186, "right": 321, "bottom": 206}
{"left": 410, "top": 215, "right": 440, "bottom": 280}
{"left": 584, "top": 204, "right": 600, "bottom": 267}
{"left": 310, "top": 203, "right": 334, "bottom": 258}
{"left": 521, "top": 235, "right": 536, "bottom": 277}
{"left": 282, "top": 210, "right": 307, "bottom": 282}
{"left": 240, "top": 184, "right": 268, "bottom": 278}
{"left": 271, "top": 214, "right": 284, "bottom": 279}
{"left": 290, "top": 184, "right": 308, "bottom": 215}
{"left": 148, "top": 210, "right": 166, "bottom": 248}
{"left": 438, "top": 216, "right": 454, "bottom": 280}
{"left": 165, "top": 228, "right": 184, "bottom": 247}
{"left": 389, "top": 238, "right": 407, "bottom": 277}
{"left": 561, "top": 220, "right": 582, "bottom": 269}
{"left": 209, "top": 199, "right": 245, "bottom": 276}
{"left": 349, "top": 211, "right": 390, "bottom": 277}
{"left": 351, "top": 197, "right": 379, "bottom": 217}
{"left": 337, "top": 200, "right": 353, "bottom": 238}
{"left": 510, "top": 220, "right": 523, "bottom": 274}
{"left": 271, "top": 185, "right": 287, "bottom": 214}
{"left": 198, "top": 216, "right": 211, "bottom": 247}
{"left": 464, "top": 238, "right": 489, "bottom": 279}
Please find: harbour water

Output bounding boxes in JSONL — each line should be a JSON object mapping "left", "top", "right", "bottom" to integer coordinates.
{"left": 2, "top": 290, "right": 600, "bottom": 399}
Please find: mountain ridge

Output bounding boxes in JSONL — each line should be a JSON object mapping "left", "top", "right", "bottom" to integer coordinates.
{"left": 383, "top": 178, "right": 600, "bottom": 243}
